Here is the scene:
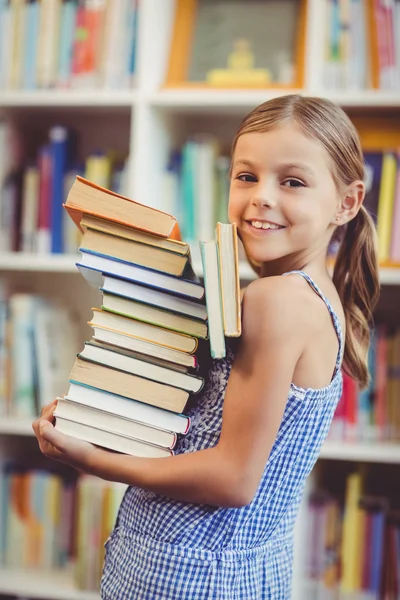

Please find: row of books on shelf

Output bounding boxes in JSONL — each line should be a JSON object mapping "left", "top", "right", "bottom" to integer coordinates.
{"left": 163, "top": 139, "right": 230, "bottom": 244}
{"left": 0, "top": 467, "right": 126, "bottom": 591}
{"left": 305, "top": 469, "right": 399, "bottom": 598}
{"left": 329, "top": 327, "right": 400, "bottom": 443}
{"left": 322, "top": 0, "right": 400, "bottom": 92}
{"left": 164, "top": 141, "right": 400, "bottom": 263}
{"left": 0, "top": 290, "right": 79, "bottom": 419}
{"left": 0, "top": 120, "right": 129, "bottom": 254}
{"left": 0, "top": 0, "right": 138, "bottom": 91}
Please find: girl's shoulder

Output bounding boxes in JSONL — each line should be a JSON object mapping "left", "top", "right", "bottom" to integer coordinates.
{"left": 240, "top": 276, "right": 312, "bottom": 348}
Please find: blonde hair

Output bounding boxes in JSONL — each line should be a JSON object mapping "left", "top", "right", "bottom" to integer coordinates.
{"left": 231, "top": 94, "right": 380, "bottom": 389}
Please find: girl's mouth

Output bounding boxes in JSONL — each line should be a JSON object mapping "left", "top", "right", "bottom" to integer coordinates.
{"left": 244, "top": 220, "right": 286, "bottom": 234}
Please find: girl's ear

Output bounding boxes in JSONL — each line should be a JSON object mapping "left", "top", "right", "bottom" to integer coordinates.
{"left": 333, "top": 180, "right": 365, "bottom": 226}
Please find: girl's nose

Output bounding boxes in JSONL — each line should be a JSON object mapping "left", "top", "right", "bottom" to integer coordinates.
{"left": 251, "top": 195, "right": 277, "bottom": 208}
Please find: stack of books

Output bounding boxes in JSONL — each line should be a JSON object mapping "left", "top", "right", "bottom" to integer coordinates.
{"left": 200, "top": 222, "right": 242, "bottom": 358}
{"left": 54, "top": 176, "right": 207, "bottom": 458}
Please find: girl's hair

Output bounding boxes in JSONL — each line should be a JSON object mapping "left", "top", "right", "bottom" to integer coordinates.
{"left": 231, "top": 94, "right": 380, "bottom": 389}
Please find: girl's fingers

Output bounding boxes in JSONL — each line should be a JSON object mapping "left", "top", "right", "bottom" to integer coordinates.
{"left": 32, "top": 399, "right": 58, "bottom": 447}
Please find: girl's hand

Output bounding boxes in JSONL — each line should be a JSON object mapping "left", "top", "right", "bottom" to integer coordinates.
{"left": 32, "top": 399, "right": 98, "bottom": 472}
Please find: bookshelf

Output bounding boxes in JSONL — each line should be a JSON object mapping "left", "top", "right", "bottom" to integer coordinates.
{"left": 0, "top": 0, "right": 400, "bottom": 598}
{"left": 0, "top": 567, "right": 99, "bottom": 600}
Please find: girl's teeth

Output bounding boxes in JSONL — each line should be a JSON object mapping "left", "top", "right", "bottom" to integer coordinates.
{"left": 251, "top": 221, "right": 281, "bottom": 230}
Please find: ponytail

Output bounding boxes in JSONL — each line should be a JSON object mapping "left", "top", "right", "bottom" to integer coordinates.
{"left": 332, "top": 206, "right": 380, "bottom": 389}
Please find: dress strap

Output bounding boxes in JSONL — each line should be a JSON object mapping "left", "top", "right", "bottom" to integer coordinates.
{"left": 282, "top": 270, "right": 343, "bottom": 375}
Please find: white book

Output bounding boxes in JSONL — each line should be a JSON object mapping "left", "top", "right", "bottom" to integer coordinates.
{"left": 90, "top": 325, "right": 197, "bottom": 370}
{"left": 101, "top": 275, "right": 207, "bottom": 321}
{"left": 55, "top": 397, "right": 177, "bottom": 449}
{"left": 66, "top": 382, "right": 190, "bottom": 435}
{"left": 200, "top": 240, "right": 225, "bottom": 359}
{"left": 77, "top": 250, "right": 204, "bottom": 300}
{"left": 55, "top": 416, "right": 172, "bottom": 458}
{"left": 79, "top": 342, "right": 204, "bottom": 393}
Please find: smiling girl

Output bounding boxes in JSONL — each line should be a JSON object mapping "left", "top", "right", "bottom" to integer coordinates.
{"left": 33, "top": 95, "right": 379, "bottom": 599}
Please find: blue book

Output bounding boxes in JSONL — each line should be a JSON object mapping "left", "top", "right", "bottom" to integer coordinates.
{"left": 370, "top": 508, "right": 386, "bottom": 592}
{"left": 58, "top": 0, "right": 77, "bottom": 87}
{"left": 181, "top": 141, "right": 196, "bottom": 242}
{"left": 24, "top": 0, "right": 40, "bottom": 89}
{"left": 127, "top": 1, "right": 138, "bottom": 83}
{"left": 364, "top": 153, "right": 383, "bottom": 224}
{"left": 49, "top": 126, "right": 73, "bottom": 253}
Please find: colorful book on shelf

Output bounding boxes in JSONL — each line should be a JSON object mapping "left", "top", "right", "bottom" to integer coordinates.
{"left": 65, "top": 175, "right": 181, "bottom": 239}
{"left": 89, "top": 307, "right": 198, "bottom": 354}
{"left": 376, "top": 152, "right": 397, "bottom": 263}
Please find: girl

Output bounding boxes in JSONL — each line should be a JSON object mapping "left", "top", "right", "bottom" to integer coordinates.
{"left": 33, "top": 95, "right": 379, "bottom": 599}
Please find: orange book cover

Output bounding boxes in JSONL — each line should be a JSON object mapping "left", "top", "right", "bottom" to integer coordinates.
{"left": 366, "top": 0, "right": 380, "bottom": 89}
{"left": 64, "top": 176, "right": 182, "bottom": 240}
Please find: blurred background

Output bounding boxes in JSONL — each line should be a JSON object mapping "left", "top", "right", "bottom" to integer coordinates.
{"left": 0, "top": 0, "right": 400, "bottom": 598}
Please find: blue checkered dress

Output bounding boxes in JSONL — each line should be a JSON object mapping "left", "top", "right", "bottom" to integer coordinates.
{"left": 101, "top": 271, "right": 343, "bottom": 599}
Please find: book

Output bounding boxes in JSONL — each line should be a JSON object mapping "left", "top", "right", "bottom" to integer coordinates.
{"left": 376, "top": 152, "right": 397, "bottom": 262}
{"left": 89, "top": 325, "right": 198, "bottom": 370}
{"left": 77, "top": 250, "right": 204, "bottom": 300}
{"left": 69, "top": 357, "right": 189, "bottom": 413}
{"left": 65, "top": 382, "right": 190, "bottom": 434}
{"left": 88, "top": 338, "right": 191, "bottom": 374}
{"left": 80, "top": 214, "right": 190, "bottom": 256}
{"left": 78, "top": 342, "right": 204, "bottom": 393}
{"left": 89, "top": 308, "right": 198, "bottom": 354}
{"left": 55, "top": 397, "right": 177, "bottom": 450}
{"left": 65, "top": 175, "right": 181, "bottom": 239}
{"left": 217, "top": 222, "right": 241, "bottom": 337}
{"left": 101, "top": 276, "right": 207, "bottom": 321}
{"left": 200, "top": 240, "right": 225, "bottom": 359}
{"left": 102, "top": 293, "right": 208, "bottom": 339}
{"left": 79, "top": 228, "right": 189, "bottom": 277}
{"left": 55, "top": 416, "right": 173, "bottom": 458}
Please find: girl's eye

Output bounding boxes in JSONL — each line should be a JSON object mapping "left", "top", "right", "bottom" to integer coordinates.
{"left": 282, "top": 178, "right": 305, "bottom": 188}
{"left": 237, "top": 173, "right": 257, "bottom": 183}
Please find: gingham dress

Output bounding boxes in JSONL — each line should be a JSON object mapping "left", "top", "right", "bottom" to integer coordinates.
{"left": 101, "top": 271, "right": 343, "bottom": 600}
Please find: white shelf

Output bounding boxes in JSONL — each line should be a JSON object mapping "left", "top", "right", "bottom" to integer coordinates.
{"left": 0, "top": 417, "right": 35, "bottom": 436}
{"left": 149, "top": 88, "right": 400, "bottom": 113}
{"left": 0, "top": 567, "right": 99, "bottom": 600}
{"left": 0, "top": 253, "right": 79, "bottom": 273}
{"left": 149, "top": 88, "right": 306, "bottom": 112}
{"left": 6, "top": 418, "right": 400, "bottom": 464}
{"left": 320, "top": 440, "right": 400, "bottom": 463}
{"left": 0, "top": 90, "right": 138, "bottom": 108}
{"left": 0, "top": 252, "right": 399, "bottom": 284}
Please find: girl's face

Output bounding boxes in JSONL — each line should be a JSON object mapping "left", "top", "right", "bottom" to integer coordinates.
{"left": 228, "top": 123, "right": 342, "bottom": 273}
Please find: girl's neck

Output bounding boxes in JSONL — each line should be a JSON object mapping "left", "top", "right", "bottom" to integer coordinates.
{"left": 259, "top": 248, "right": 329, "bottom": 279}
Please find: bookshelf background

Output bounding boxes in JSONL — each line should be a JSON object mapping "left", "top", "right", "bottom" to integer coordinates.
{"left": 0, "top": 0, "right": 400, "bottom": 598}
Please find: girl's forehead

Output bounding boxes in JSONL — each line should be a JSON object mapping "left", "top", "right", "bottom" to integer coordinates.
{"left": 233, "top": 126, "right": 331, "bottom": 169}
